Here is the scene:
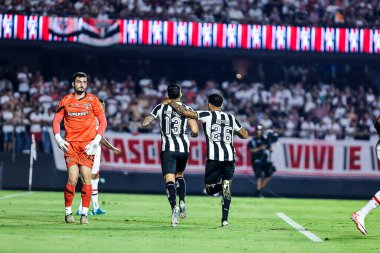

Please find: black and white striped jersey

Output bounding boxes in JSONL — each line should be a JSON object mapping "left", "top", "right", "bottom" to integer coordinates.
{"left": 197, "top": 110, "right": 242, "bottom": 161}
{"left": 150, "top": 102, "right": 193, "bottom": 153}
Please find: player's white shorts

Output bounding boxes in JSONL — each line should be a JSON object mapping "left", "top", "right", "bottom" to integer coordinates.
{"left": 92, "top": 146, "right": 101, "bottom": 174}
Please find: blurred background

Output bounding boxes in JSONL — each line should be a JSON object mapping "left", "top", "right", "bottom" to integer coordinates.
{"left": 1, "top": 0, "right": 380, "bottom": 198}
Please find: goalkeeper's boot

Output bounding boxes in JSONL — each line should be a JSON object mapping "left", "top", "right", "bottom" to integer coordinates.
{"left": 171, "top": 206, "right": 180, "bottom": 227}
{"left": 80, "top": 214, "right": 89, "bottom": 225}
{"left": 65, "top": 213, "right": 75, "bottom": 223}
{"left": 351, "top": 211, "right": 367, "bottom": 235}
{"left": 179, "top": 200, "right": 186, "bottom": 219}
{"left": 221, "top": 220, "right": 229, "bottom": 227}
{"left": 92, "top": 208, "right": 106, "bottom": 215}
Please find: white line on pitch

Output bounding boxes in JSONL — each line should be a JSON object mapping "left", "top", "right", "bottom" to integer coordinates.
{"left": 276, "top": 212, "right": 323, "bottom": 242}
{"left": 0, "top": 192, "right": 34, "bottom": 200}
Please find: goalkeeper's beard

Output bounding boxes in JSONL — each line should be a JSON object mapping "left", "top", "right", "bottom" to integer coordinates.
{"left": 75, "top": 89, "right": 85, "bottom": 95}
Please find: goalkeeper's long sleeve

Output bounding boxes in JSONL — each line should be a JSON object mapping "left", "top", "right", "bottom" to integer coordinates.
{"left": 52, "top": 113, "right": 64, "bottom": 135}
{"left": 96, "top": 113, "right": 107, "bottom": 136}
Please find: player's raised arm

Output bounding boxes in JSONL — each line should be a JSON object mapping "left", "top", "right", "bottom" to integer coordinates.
{"left": 52, "top": 99, "right": 70, "bottom": 152}
{"left": 163, "top": 99, "right": 198, "bottom": 119}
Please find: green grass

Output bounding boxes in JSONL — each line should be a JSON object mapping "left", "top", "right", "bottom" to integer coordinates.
{"left": 0, "top": 190, "right": 379, "bottom": 253}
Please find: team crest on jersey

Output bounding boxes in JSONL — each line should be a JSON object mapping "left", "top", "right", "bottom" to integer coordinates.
{"left": 84, "top": 103, "right": 91, "bottom": 109}
{"left": 66, "top": 157, "right": 70, "bottom": 163}
{"left": 75, "top": 103, "right": 80, "bottom": 107}
{"left": 88, "top": 96, "right": 93, "bottom": 101}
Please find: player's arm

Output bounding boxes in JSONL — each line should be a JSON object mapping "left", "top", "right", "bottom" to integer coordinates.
{"left": 142, "top": 104, "right": 161, "bottom": 127}
{"left": 188, "top": 119, "right": 199, "bottom": 138}
{"left": 86, "top": 97, "right": 108, "bottom": 155}
{"left": 100, "top": 137, "right": 121, "bottom": 155}
{"left": 142, "top": 115, "right": 155, "bottom": 127}
{"left": 163, "top": 99, "right": 197, "bottom": 119}
{"left": 233, "top": 116, "right": 249, "bottom": 139}
{"left": 52, "top": 101, "right": 69, "bottom": 152}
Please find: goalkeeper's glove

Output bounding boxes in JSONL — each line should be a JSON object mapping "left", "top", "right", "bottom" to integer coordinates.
{"left": 54, "top": 134, "right": 70, "bottom": 153}
{"left": 85, "top": 134, "right": 102, "bottom": 156}
{"left": 376, "top": 139, "right": 380, "bottom": 161}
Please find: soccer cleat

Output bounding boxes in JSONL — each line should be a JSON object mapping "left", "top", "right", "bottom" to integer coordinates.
{"left": 65, "top": 213, "right": 75, "bottom": 223}
{"left": 76, "top": 210, "right": 82, "bottom": 216}
{"left": 80, "top": 214, "right": 89, "bottom": 225}
{"left": 351, "top": 212, "right": 367, "bottom": 235}
{"left": 221, "top": 220, "right": 229, "bottom": 227}
{"left": 179, "top": 200, "right": 186, "bottom": 219}
{"left": 171, "top": 206, "right": 180, "bottom": 227}
{"left": 92, "top": 208, "right": 106, "bottom": 215}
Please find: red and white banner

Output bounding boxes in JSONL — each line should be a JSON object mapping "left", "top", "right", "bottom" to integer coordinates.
{"left": 2, "top": 14, "right": 380, "bottom": 54}
{"left": 51, "top": 132, "right": 380, "bottom": 178}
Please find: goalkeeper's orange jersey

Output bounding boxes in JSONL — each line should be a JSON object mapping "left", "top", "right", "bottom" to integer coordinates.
{"left": 54, "top": 93, "right": 105, "bottom": 142}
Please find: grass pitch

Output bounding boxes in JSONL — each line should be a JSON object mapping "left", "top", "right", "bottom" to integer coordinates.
{"left": 0, "top": 190, "right": 379, "bottom": 253}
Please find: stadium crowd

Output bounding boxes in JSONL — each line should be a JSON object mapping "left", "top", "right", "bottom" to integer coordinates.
{"left": 1, "top": 0, "right": 380, "bottom": 28}
{"left": 0, "top": 63, "right": 378, "bottom": 153}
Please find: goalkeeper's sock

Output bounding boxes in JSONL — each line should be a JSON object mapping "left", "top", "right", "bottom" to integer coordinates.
{"left": 91, "top": 178, "right": 100, "bottom": 210}
{"left": 359, "top": 191, "right": 380, "bottom": 217}
{"left": 165, "top": 181, "right": 177, "bottom": 210}
{"left": 81, "top": 184, "right": 92, "bottom": 216}
{"left": 175, "top": 177, "right": 186, "bottom": 203}
{"left": 64, "top": 183, "right": 75, "bottom": 215}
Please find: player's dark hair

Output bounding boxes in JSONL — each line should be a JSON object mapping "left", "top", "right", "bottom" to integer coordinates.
{"left": 167, "top": 83, "right": 181, "bottom": 99}
{"left": 72, "top": 72, "right": 87, "bottom": 83}
{"left": 208, "top": 94, "right": 223, "bottom": 107}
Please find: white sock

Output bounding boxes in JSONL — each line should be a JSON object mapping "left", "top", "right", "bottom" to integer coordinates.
{"left": 78, "top": 198, "right": 83, "bottom": 212}
{"left": 65, "top": 206, "right": 72, "bottom": 215}
{"left": 359, "top": 191, "right": 380, "bottom": 217}
{"left": 91, "top": 178, "right": 100, "bottom": 210}
{"left": 82, "top": 207, "right": 89, "bottom": 216}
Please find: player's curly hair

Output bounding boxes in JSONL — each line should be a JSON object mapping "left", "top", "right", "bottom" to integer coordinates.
{"left": 208, "top": 93, "right": 223, "bottom": 107}
{"left": 72, "top": 72, "right": 87, "bottom": 83}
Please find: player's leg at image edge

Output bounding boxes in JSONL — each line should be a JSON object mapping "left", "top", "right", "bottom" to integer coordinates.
{"left": 351, "top": 191, "right": 380, "bottom": 235}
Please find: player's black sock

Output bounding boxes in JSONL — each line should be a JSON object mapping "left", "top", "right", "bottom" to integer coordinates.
{"left": 166, "top": 181, "right": 177, "bottom": 209}
{"left": 206, "top": 183, "right": 222, "bottom": 196}
{"left": 222, "top": 196, "right": 231, "bottom": 221}
{"left": 176, "top": 177, "right": 186, "bottom": 202}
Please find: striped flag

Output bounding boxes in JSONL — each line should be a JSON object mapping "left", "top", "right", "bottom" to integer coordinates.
{"left": 126, "top": 19, "right": 138, "bottom": 44}
{"left": 139, "top": 20, "right": 151, "bottom": 45}
{"left": 226, "top": 23, "right": 237, "bottom": 48}
{"left": 325, "top": 27, "right": 335, "bottom": 52}
{"left": 151, "top": 20, "right": 163, "bottom": 45}
{"left": 188, "top": 21, "right": 200, "bottom": 47}
{"left": 177, "top": 21, "right": 188, "bottom": 46}
{"left": 348, "top": 28, "right": 359, "bottom": 53}
{"left": 374, "top": 29, "right": 380, "bottom": 54}
{"left": 119, "top": 19, "right": 126, "bottom": 44}
{"left": 360, "top": 29, "right": 373, "bottom": 54}
{"left": 201, "top": 23, "right": 213, "bottom": 47}
{"left": 311, "top": 27, "right": 324, "bottom": 52}
{"left": 237, "top": 24, "right": 249, "bottom": 49}
{"left": 251, "top": 24, "right": 262, "bottom": 49}
{"left": 300, "top": 27, "right": 310, "bottom": 51}
{"left": 287, "top": 26, "right": 299, "bottom": 51}
{"left": 263, "top": 25, "right": 274, "bottom": 50}
{"left": 275, "top": 26, "right": 286, "bottom": 50}
{"left": 213, "top": 23, "right": 226, "bottom": 48}
{"left": 1, "top": 14, "right": 14, "bottom": 39}
{"left": 336, "top": 28, "right": 348, "bottom": 53}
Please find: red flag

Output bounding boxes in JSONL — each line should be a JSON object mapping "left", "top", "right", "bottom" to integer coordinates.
{"left": 311, "top": 27, "right": 323, "bottom": 52}
{"left": 238, "top": 24, "right": 249, "bottom": 49}
{"left": 263, "top": 25, "right": 274, "bottom": 50}
{"left": 336, "top": 28, "right": 348, "bottom": 53}
{"left": 119, "top": 19, "right": 125, "bottom": 44}
{"left": 15, "top": 14, "right": 25, "bottom": 40}
{"left": 189, "top": 22, "right": 200, "bottom": 47}
{"left": 39, "top": 16, "right": 50, "bottom": 41}
{"left": 213, "top": 23, "right": 225, "bottom": 48}
{"left": 360, "top": 29, "right": 372, "bottom": 54}
{"left": 287, "top": 26, "right": 299, "bottom": 51}
{"left": 164, "top": 21, "right": 175, "bottom": 46}
{"left": 139, "top": 20, "right": 151, "bottom": 45}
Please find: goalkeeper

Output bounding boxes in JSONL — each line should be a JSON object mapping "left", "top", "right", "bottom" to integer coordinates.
{"left": 52, "top": 72, "right": 107, "bottom": 225}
